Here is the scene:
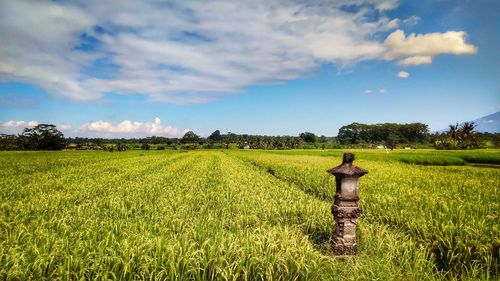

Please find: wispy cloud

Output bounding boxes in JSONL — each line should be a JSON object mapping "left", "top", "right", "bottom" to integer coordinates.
{"left": 0, "top": 1, "right": 476, "bottom": 103}
{"left": 385, "top": 15, "right": 420, "bottom": 29}
{"left": 363, "top": 88, "right": 387, "bottom": 95}
{"left": 0, "top": 0, "right": 395, "bottom": 103}
{"left": 363, "top": 88, "right": 387, "bottom": 96}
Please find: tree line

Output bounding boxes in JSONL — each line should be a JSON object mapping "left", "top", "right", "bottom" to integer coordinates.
{"left": 1, "top": 122, "right": 498, "bottom": 151}
{"left": 336, "top": 122, "right": 430, "bottom": 149}
{"left": 64, "top": 130, "right": 334, "bottom": 151}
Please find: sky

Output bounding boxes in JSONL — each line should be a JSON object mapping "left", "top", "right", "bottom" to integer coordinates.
{"left": 0, "top": 0, "right": 499, "bottom": 138}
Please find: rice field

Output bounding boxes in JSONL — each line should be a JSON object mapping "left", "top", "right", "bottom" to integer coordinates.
{"left": 0, "top": 149, "right": 498, "bottom": 280}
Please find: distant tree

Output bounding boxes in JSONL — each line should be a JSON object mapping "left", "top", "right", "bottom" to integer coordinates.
{"left": 299, "top": 132, "right": 317, "bottom": 143}
{"left": 181, "top": 131, "right": 200, "bottom": 144}
{"left": 208, "top": 130, "right": 222, "bottom": 142}
{"left": 448, "top": 124, "right": 458, "bottom": 140}
{"left": 141, "top": 143, "right": 150, "bottom": 150}
{"left": 19, "top": 124, "right": 65, "bottom": 150}
{"left": 457, "top": 122, "right": 478, "bottom": 149}
{"left": 385, "top": 132, "right": 400, "bottom": 150}
{"left": 116, "top": 142, "right": 127, "bottom": 151}
{"left": 0, "top": 134, "right": 20, "bottom": 150}
{"left": 337, "top": 123, "right": 362, "bottom": 144}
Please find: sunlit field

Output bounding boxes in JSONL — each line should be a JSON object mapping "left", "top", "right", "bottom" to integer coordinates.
{"left": 0, "top": 149, "right": 498, "bottom": 280}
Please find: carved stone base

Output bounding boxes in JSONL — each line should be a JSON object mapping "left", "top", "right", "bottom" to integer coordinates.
{"left": 331, "top": 205, "right": 360, "bottom": 256}
{"left": 331, "top": 241, "right": 357, "bottom": 255}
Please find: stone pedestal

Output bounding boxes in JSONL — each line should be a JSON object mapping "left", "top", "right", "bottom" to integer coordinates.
{"left": 331, "top": 194, "right": 361, "bottom": 255}
{"left": 327, "top": 153, "right": 368, "bottom": 256}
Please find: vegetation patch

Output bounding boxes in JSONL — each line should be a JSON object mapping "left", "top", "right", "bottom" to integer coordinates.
{"left": 398, "top": 155, "right": 466, "bottom": 166}
{"left": 460, "top": 154, "right": 500, "bottom": 165}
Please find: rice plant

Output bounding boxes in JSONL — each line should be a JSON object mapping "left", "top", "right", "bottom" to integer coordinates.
{"left": 0, "top": 149, "right": 498, "bottom": 280}
{"left": 231, "top": 149, "right": 499, "bottom": 279}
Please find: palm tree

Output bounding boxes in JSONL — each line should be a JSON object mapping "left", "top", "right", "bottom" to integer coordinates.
{"left": 459, "top": 122, "right": 478, "bottom": 149}
{"left": 448, "top": 124, "right": 458, "bottom": 140}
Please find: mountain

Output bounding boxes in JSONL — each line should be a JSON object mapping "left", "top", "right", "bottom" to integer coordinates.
{"left": 472, "top": 111, "right": 500, "bottom": 133}
{"left": 439, "top": 111, "right": 500, "bottom": 133}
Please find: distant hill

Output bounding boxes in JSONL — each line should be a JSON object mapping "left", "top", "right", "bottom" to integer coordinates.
{"left": 440, "top": 111, "right": 500, "bottom": 133}
{"left": 472, "top": 111, "right": 500, "bottom": 133}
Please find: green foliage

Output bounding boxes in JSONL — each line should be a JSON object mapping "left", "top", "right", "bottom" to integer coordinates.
{"left": 398, "top": 155, "right": 466, "bottom": 166}
{"left": 300, "top": 132, "right": 318, "bottom": 143}
{"left": 180, "top": 143, "right": 200, "bottom": 150}
{"left": 435, "top": 122, "right": 479, "bottom": 150}
{"left": 337, "top": 122, "right": 429, "bottom": 146}
{"left": 460, "top": 155, "right": 500, "bottom": 165}
{"left": 181, "top": 131, "right": 200, "bottom": 144}
{"left": 115, "top": 142, "right": 127, "bottom": 151}
{"left": 0, "top": 134, "right": 19, "bottom": 150}
{"left": 208, "top": 130, "right": 222, "bottom": 142}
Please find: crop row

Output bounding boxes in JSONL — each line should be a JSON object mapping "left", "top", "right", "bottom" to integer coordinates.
{"left": 2, "top": 150, "right": 497, "bottom": 280}
{"left": 1, "top": 150, "right": 451, "bottom": 280}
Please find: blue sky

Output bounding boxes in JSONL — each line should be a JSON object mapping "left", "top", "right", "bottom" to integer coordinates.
{"left": 0, "top": 0, "right": 498, "bottom": 137}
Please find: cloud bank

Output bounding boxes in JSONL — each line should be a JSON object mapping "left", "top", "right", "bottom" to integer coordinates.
{"left": 79, "top": 117, "right": 189, "bottom": 138}
{"left": 0, "top": 0, "right": 476, "bottom": 103}
{"left": 0, "top": 117, "right": 187, "bottom": 138}
{"left": 0, "top": 120, "right": 39, "bottom": 134}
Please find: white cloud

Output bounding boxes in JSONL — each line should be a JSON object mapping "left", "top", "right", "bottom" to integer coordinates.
{"left": 0, "top": 118, "right": 186, "bottom": 138}
{"left": 384, "top": 29, "right": 477, "bottom": 65}
{"left": 0, "top": 120, "right": 38, "bottom": 134}
{"left": 0, "top": 1, "right": 477, "bottom": 103}
{"left": 363, "top": 89, "right": 373, "bottom": 95}
{"left": 397, "top": 71, "right": 410, "bottom": 78}
{"left": 379, "top": 88, "right": 386, "bottom": 94}
{"left": 0, "top": 0, "right": 398, "bottom": 103}
{"left": 79, "top": 117, "right": 188, "bottom": 138}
